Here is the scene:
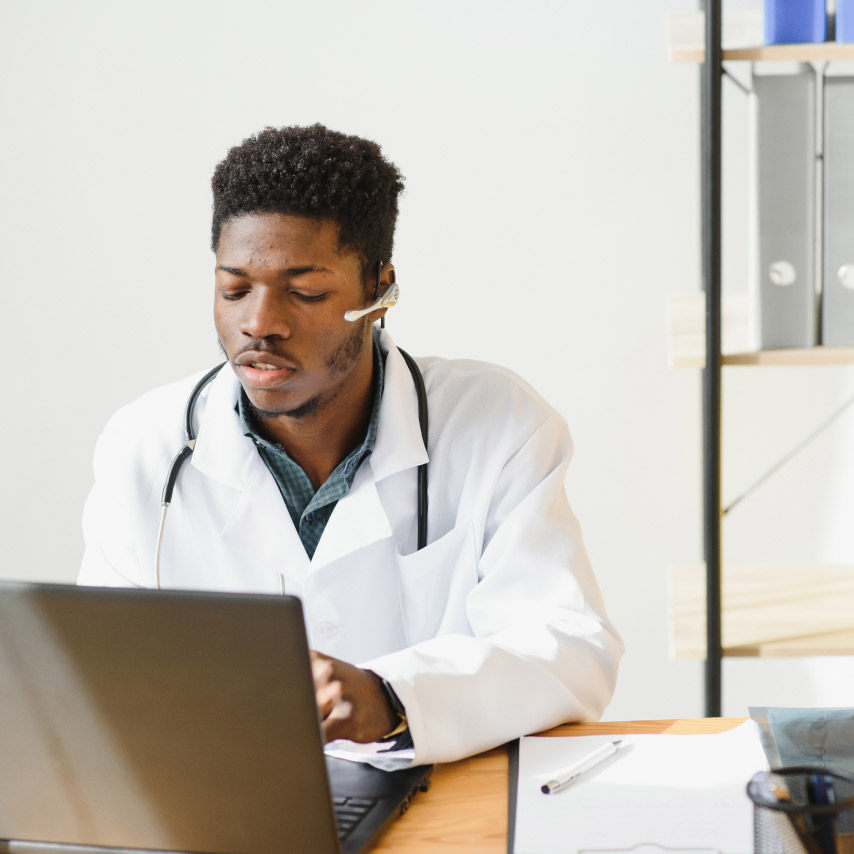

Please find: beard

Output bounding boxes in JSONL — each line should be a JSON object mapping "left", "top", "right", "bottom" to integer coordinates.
{"left": 225, "top": 317, "right": 370, "bottom": 422}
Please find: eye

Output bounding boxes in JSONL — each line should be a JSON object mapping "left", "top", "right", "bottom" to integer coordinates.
{"left": 219, "top": 288, "right": 247, "bottom": 302}
{"left": 293, "top": 292, "right": 328, "bottom": 303}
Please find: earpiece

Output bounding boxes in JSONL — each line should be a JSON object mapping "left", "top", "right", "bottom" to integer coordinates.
{"left": 344, "top": 261, "right": 399, "bottom": 322}
{"left": 344, "top": 283, "right": 399, "bottom": 322}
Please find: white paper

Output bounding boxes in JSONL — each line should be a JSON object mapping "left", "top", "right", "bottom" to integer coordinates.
{"left": 514, "top": 721, "right": 768, "bottom": 854}
{"left": 324, "top": 738, "right": 415, "bottom": 771}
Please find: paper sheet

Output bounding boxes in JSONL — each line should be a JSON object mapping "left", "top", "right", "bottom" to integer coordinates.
{"left": 324, "top": 738, "right": 415, "bottom": 771}
{"left": 513, "top": 721, "right": 768, "bottom": 854}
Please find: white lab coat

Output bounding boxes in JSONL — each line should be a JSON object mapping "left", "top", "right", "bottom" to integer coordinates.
{"left": 79, "top": 328, "right": 623, "bottom": 764}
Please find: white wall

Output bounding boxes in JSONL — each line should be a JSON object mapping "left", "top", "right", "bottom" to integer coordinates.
{"left": 1, "top": 0, "right": 853, "bottom": 721}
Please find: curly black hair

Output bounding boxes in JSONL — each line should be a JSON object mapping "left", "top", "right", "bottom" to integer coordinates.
{"left": 211, "top": 124, "right": 405, "bottom": 277}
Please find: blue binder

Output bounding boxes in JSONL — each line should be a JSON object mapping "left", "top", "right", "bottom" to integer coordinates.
{"left": 764, "top": 0, "right": 826, "bottom": 44}
{"left": 839, "top": 0, "right": 854, "bottom": 42}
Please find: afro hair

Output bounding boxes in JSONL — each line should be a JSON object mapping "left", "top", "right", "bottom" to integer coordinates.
{"left": 211, "top": 124, "right": 405, "bottom": 278}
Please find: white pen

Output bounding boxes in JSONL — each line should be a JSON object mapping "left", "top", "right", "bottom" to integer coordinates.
{"left": 540, "top": 739, "right": 624, "bottom": 794}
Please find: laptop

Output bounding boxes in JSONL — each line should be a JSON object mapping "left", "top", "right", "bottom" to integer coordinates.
{"left": 0, "top": 582, "right": 431, "bottom": 854}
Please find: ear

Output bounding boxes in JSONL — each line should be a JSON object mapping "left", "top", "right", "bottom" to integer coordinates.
{"left": 365, "top": 262, "right": 396, "bottom": 324}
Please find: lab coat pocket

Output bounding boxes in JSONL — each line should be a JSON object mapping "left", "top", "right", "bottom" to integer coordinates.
{"left": 395, "top": 521, "right": 477, "bottom": 646}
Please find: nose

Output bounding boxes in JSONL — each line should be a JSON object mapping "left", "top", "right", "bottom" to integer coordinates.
{"left": 239, "top": 287, "right": 292, "bottom": 340}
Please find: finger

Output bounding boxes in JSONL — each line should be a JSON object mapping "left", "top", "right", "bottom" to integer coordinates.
{"left": 311, "top": 655, "right": 334, "bottom": 687}
{"left": 315, "top": 680, "right": 343, "bottom": 719}
{"left": 321, "top": 698, "right": 354, "bottom": 742}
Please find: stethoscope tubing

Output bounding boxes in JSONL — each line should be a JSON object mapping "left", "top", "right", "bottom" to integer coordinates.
{"left": 397, "top": 348, "right": 428, "bottom": 551}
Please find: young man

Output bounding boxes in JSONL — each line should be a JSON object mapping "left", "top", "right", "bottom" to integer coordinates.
{"left": 79, "top": 124, "right": 622, "bottom": 765}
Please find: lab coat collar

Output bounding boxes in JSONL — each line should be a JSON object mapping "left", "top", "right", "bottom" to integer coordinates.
{"left": 370, "top": 327, "right": 429, "bottom": 483}
{"left": 188, "top": 327, "right": 428, "bottom": 496}
{"left": 309, "top": 329, "right": 429, "bottom": 568}
{"left": 309, "top": 465, "right": 391, "bottom": 568}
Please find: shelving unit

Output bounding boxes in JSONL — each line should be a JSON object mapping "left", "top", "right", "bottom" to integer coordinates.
{"left": 668, "top": 7, "right": 854, "bottom": 716}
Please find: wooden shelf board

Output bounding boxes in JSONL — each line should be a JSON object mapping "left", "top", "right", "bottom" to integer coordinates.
{"left": 674, "top": 349, "right": 854, "bottom": 368}
{"left": 670, "top": 562, "right": 854, "bottom": 658}
{"left": 667, "top": 292, "right": 854, "bottom": 368}
{"left": 723, "top": 348, "right": 854, "bottom": 366}
{"left": 667, "top": 11, "right": 854, "bottom": 64}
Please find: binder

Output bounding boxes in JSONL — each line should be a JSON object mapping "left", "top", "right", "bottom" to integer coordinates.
{"left": 764, "top": 0, "right": 827, "bottom": 43}
{"left": 822, "top": 76, "right": 854, "bottom": 345}
{"left": 749, "top": 67, "right": 817, "bottom": 349}
{"left": 838, "top": 0, "right": 854, "bottom": 41}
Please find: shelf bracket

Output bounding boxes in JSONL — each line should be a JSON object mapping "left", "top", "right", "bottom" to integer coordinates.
{"left": 722, "top": 66, "right": 751, "bottom": 97}
{"left": 724, "top": 391, "right": 854, "bottom": 516}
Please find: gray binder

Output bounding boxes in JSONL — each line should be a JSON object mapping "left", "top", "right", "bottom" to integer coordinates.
{"left": 822, "top": 76, "right": 854, "bottom": 345}
{"left": 749, "top": 67, "right": 817, "bottom": 349}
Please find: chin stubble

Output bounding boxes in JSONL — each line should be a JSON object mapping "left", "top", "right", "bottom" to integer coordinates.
{"left": 227, "top": 317, "right": 370, "bottom": 422}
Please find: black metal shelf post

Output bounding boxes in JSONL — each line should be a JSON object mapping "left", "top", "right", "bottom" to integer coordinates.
{"left": 701, "top": 0, "right": 723, "bottom": 717}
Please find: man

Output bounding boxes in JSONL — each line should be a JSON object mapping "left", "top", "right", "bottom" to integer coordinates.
{"left": 79, "top": 124, "right": 622, "bottom": 765}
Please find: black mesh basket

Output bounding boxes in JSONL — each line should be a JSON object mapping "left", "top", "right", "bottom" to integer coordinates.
{"left": 747, "top": 766, "right": 854, "bottom": 854}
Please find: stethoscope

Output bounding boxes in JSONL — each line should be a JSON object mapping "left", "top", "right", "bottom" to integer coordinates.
{"left": 154, "top": 266, "right": 429, "bottom": 589}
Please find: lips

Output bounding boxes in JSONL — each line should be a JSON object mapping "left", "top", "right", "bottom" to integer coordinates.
{"left": 234, "top": 350, "right": 297, "bottom": 388}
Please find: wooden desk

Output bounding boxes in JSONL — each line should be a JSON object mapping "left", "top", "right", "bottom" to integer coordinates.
{"left": 371, "top": 717, "right": 746, "bottom": 853}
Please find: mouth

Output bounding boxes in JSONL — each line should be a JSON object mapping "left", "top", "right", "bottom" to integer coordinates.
{"left": 234, "top": 351, "right": 297, "bottom": 389}
{"left": 238, "top": 362, "right": 296, "bottom": 388}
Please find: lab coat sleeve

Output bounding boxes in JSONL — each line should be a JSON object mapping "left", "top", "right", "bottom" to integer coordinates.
{"left": 364, "top": 412, "right": 623, "bottom": 765}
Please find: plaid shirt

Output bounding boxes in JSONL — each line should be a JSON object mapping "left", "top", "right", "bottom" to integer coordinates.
{"left": 238, "top": 342, "right": 384, "bottom": 560}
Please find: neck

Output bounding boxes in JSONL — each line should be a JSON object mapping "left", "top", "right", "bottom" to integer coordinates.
{"left": 254, "top": 344, "right": 376, "bottom": 490}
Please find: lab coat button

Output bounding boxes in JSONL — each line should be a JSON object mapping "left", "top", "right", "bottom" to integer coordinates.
{"left": 317, "top": 621, "right": 338, "bottom": 639}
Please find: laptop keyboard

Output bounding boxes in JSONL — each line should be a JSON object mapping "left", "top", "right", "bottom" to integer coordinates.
{"left": 333, "top": 796, "right": 378, "bottom": 840}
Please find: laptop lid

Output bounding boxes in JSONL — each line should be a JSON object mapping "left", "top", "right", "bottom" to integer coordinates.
{"left": 0, "top": 582, "right": 426, "bottom": 854}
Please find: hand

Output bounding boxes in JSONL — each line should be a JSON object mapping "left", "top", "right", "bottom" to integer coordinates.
{"left": 310, "top": 650, "right": 397, "bottom": 744}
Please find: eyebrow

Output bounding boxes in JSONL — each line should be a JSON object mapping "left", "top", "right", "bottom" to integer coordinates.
{"left": 215, "top": 264, "right": 333, "bottom": 277}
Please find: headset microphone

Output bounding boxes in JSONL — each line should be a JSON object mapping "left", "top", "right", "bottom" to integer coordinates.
{"left": 343, "top": 282, "right": 399, "bottom": 322}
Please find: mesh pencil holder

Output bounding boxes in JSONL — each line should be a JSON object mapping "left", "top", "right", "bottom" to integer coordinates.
{"left": 748, "top": 767, "right": 854, "bottom": 854}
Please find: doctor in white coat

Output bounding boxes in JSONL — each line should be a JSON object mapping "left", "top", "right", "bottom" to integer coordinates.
{"left": 79, "top": 124, "right": 623, "bottom": 766}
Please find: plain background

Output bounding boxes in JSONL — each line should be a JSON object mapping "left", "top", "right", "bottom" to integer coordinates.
{"left": 2, "top": 0, "right": 854, "bottom": 720}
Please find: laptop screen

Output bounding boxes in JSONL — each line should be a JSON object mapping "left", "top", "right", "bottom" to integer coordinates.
{"left": 0, "top": 583, "right": 341, "bottom": 854}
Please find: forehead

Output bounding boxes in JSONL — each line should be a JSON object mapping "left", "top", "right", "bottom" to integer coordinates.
{"left": 216, "top": 213, "right": 349, "bottom": 264}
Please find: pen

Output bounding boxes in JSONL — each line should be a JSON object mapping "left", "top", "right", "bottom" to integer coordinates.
{"left": 541, "top": 739, "right": 624, "bottom": 795}
{"left": 808, "top": 773, "right": 837, "bottom": 854}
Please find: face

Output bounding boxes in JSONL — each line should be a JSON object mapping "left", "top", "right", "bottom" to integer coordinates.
{"left": 214, "top": 213, "right": 381, "bottom": 422}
